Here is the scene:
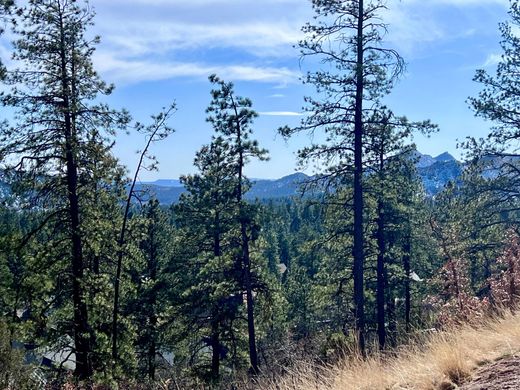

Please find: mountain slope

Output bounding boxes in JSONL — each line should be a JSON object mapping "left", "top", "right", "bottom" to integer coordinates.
{"left": 418, "top": 159, "right": 462, "bottom": 196}
{"left": 135, "top": 173, "right": 310, "bottom": 204}
{"left": 247, "top": 173, "right": 309, "bottom": 199}
{"left": 137, "top": 152, "right": 463, "bottom": 203}
{"left": 0, "top": 151, "right": 464, "bottom": 204}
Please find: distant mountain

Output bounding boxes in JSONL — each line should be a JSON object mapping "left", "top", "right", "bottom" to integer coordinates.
{"left": 418, "top": 159, "right": 462, "bottom": 196}
{"left": 247, "top": 173, "right": 309, "bottom": 199}
{"left": 408, "top": 151, "right": 462, "bottom": 195}
{"left": 133, "top": 173, "right": 312, "bottom": 204}
{"left": 135, "top": 157, "right": 462, "bottom": 203}
{"left": 0, "top": 171, "right": 11, "bottom": 200}
{"left": 413, "top": 151, "right": 457, "bottom": 168}
{"left": 133, "top": 183, "right": 185, "bottom": 204}
{"left": 0, "top": 151, "right": 466, "bottom": 204}
{"left": 143, "top": 179, "right": 183, "bottom": 188}
{"left": 414, "top": 151, "right": 436, "bottom": 168}
{"left": 434, "top": 152, "right": 456, "bottom": 163}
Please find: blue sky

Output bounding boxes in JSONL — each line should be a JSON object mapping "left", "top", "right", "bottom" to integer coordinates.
{"left": 3, "top": 0, "right": 512, "bottom": 180}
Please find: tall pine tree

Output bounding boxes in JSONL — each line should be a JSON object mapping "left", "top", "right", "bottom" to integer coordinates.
{"left": 280, "top": 0, "right": 433, "bottom": 354}
{"left": 206, "top": 75, "right": 268, "bottom": 373}
{"left": 0, "top": 0, "right": 129, "bottom": 378}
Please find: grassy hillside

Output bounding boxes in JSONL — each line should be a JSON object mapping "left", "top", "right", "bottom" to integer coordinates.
{"left": 250, "top": 312, "right": 520, "bottom": 390}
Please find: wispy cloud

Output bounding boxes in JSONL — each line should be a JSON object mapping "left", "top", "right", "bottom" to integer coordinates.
{"left": 100, "top": 21, "right": 302, "bottom": 58}
{"left": 87, "top": 0, "right": 306, "bottom": 85}
{"left": 86, "top": 0, "right": 507, "bottom": 85}
{"left": 106, "top": 0, "right": 302, "bottom": 5}
{"left": 93, "top": 52, "right": 300, "bottom": 85}
{"left": 384, "top": 6, "right": 445, "bottom": 53}
{"left": 384, "top": 0, "right": 507, "bottom": 56}
{"left": 259, "top": 111, "right": 304, "bottom": 116}
{"left": 483, "top": 53, "right": 502, "bottom": 66}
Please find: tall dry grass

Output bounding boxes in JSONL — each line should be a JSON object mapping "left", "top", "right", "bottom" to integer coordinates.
{"left": 252, "top": 312, "right": 520, "bottom": 390}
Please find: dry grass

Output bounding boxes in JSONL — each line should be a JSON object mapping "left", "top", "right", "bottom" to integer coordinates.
{"left": 253, "top": 312, "right": 520, "bottom": 390}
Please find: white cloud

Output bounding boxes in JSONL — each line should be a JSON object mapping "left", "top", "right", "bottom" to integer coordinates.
{"left": 384, "top": 6, "right": 445, "bottom": 53}
{"left": 483, "top": 53, "right": 502, "bottom": 66}
{"left": 86, "top": 0, "right": 307, "bottom": 84}
{"left": 383, "top": 0, "right": 507, "bottom": 55}
{"left": 99, "top": 21, "right": 302, "bottom": 58}
{"left": 85, "top": 0, "right": 508, "bottom": 84}
{"left": 93, "top": 52, "right": 300, "bottom": 85}
{"left": 91, "top": 0, "right": 309, "bottom": 58}
{"left": 106, "top": 0, "right": 301, "bottom": 4}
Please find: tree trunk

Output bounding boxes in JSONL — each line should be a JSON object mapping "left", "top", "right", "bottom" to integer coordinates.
{"left": 386, "top": 287, "right": 396, "bottom": 347}
{"left": 233, "top": 95, "right": 259, "bottom": 374}
{"left": 147, "top": 329, "right": 156, "bottom": 381}
{"left": 403, "top": 232, "right": 412, "bottom": 332}
{"left": 353, "top": 0, "right": 366, "bottom": 356}
{"left": 242, "top": 222, "right": 259, "bottom": 374}
{"left": 211, "top": 213, "right": 222, "bottom": 380}
{"left": 59, "top": 10, "right": 92, "bottom": 379}
{"left": 376, "top": 200, "right": 386, "bottom": 350}
{"left": 112, "top": 119, "right": 165, "bottom": 366}
{"left": 65, "top": 128, "right": 92, "bottom": 379}
{"left": 509, "top": 257, "right": 516, "bottom": 312}
{"left": 210, "top": 319, "right": 220, "bottom": 382}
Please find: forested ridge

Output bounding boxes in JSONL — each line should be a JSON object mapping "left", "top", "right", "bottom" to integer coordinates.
{"left": 2, "top": 0, "right": 520, "bottom": 389}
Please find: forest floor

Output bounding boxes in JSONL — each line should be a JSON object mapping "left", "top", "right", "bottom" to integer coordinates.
{"left": 460, "top": 355, "right": 520, "bottom": 390}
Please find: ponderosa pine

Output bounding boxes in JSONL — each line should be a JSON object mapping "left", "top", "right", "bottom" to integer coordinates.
{"left": 206, "top": 75, "right": 268, "bottom": 373}
{"left": 0, "top": 0, "right": 129, "bottom": 378}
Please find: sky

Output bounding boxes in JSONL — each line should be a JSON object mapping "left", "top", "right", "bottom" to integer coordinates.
{"left": 2, "top": 0, "right": 513, "bottom": 180}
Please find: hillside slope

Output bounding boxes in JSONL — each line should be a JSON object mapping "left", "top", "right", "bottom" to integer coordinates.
{"left": 252, "top": 313, "right": 520, "bottom": 390}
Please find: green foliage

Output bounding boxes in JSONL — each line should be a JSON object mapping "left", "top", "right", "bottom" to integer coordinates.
{"left": 1, "top": 0, "right": 520, "bottom": 388}
{"left": 0, "top": 321, "right": 34, "bottom": 390}
{"left": 0, "top": 0, "right": 130, "bottom": 380}
{"left": 469, "top": 0, "right": 520, "bottom": 155}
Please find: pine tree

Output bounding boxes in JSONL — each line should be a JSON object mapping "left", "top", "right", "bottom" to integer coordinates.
{"left": 206, "top": 75, "right": 268, "bottom": 373}
{"left": 280, "top": 0, "right": 407, "bottom": 354}
{"left": 111, "top": 105, "right": 175, "bottom": 369}
{"left": 131, "top": 199, "right": 174, "bottom": 381}
{"left": 426, "top": 184, "right": 494, "bottom": 327}
{"left": 469, "top": 0, "right": 520, "bottom": 157}
{"left": 467, "top": 0, "right": 520, "bottom": 216}
{"left": 365, "top": 111, "right": 408, "bottom": 349}
{"left": 0, "top": 0, "right": 129, "bottom": 378}
{"left": 363, "top": 110, "right": 434, "bottom": 348}
{"left": 175, "top": 136, "right": 241, "bottom": 382}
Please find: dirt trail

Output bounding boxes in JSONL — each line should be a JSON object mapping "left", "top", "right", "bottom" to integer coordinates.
{"left": 460, "top": 355, "right": 520, "bottom": 390}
